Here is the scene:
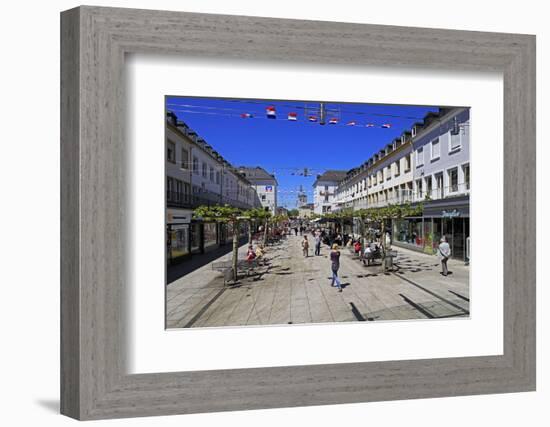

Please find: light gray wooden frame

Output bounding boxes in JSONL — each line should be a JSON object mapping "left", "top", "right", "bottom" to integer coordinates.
{"left": 60, "top": 5, "right": 536, "bottom": 420}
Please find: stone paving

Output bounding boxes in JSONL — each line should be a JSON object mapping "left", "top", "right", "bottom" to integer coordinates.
{"left": 166, "top": 234, "right": 470, "bottom": 329}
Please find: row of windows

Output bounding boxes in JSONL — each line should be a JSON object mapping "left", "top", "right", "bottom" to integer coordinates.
{"left": 416, "top": 132, "right": 463, "bottom": 167}
{"left": 362, "top": 163, "right": 470, "bottom": 205}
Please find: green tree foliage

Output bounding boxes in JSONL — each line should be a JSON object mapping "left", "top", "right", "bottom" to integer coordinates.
{"left": 287, "top": 209, "right": 299, "bottom": 218}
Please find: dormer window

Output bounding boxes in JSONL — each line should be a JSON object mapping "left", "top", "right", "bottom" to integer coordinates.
{"left": 412, "top": 126, "right": 417, "bottom": 137}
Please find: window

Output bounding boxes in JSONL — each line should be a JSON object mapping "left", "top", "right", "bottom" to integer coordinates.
{"left": 416, "top": 179, "right": 423, "bottom": 199}
{"left": 209, "top": 165, "right": 214, "bottom": 182}
{"left": 404, "top": 154, "right": 411, "bottom": 171}
{"left": 431, "top": 138, "right": 440, "bottom": 160}
{"left": 463, "top": 164, "right": 470, "bottom": 190}
{"left": 202, "top": 162, "right": 207, "bottom": 178}
{"left": 216, "top": 171, "right": 220, "bottom": 184}
{"left": 394, "top": 161, "right": 400, "bottom": 176}
{"left": 416, "top": 147, "right": 424, "bottom": 167}
{"left": 324, "top": 185, "right": 329, "bottom": 191}
{"left": 181, "top": 148, "right": 189, "bottom": 169}
{"left": 166, "top": 176, "right": 174, "bottom": 199}
{"left": 411, "top": 126, "right": 417, "bottom": 137}
{"left": 193, "top": 157, "right": 199, "bottom": 174}
{"left": 386, "top": 166, "right": 391, "bottom": 180}
{"left": 448, "top": 168, "right": 458, "bottom": 193}
{"left": 175, "top": 179, "right": 183, "bottom": 201}
{"left": 324, "top": 195, "right": 329, "bottom": 202}
{"left": 450, "top": 131, "right": 461, "bottom": 152}
{"left": 167, "top": 140, "right": 176, "bottom": 163}
{"left": 425, "top": 176, "right": 433, "bottom": 198}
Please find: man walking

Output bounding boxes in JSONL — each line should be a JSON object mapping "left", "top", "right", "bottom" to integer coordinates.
{"left": 438, "top": 237, "right": 451, "bottom": 276}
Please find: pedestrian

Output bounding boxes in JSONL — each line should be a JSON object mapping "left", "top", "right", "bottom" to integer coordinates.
{"left": 363, "top": 244, "right": 372, "bottom": 266}
{"left": 438, "top": 237, "right": 451, "bottom": 276}
{"left": 294, "top": 227, "right": 298, "bottom": 236}
{"left": 255, "top": 244, "right": 266, "bottom": 265}
{"left": 246, "top": 244, "right": 256, "bottom": 262}
{"left": 302, "top": 235, "right": 309, "bottom": 257}
{"left": 354, "top": 239, "right": 362, "bottom": 255}
{"left": 314, "top": 232, "right": 321, "bottom": 256}
{"left": 329, "top": 244, "right": 342, "bottom": 292}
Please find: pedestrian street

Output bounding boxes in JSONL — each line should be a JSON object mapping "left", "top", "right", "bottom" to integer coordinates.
{"left": 166, "top": 234, "right": 470, "bottom": 329}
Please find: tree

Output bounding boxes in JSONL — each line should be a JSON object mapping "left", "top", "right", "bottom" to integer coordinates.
{"left": 194, "top": 205, "right": 243, "bottom": 282}
{"left": 287, "top": 209, "right": 299, "bottom": 218}
{"left": 241, "top": 207, "right": 271, "bottom": 245}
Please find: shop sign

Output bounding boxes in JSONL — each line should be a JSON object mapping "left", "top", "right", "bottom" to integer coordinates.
{"left": 442, "top": 209, "right": 460, "bottom": 218}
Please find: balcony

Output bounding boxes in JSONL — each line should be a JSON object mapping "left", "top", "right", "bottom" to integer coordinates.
{"left": 420, "top": 182, "right": 470, "bottom": 201}
{"left": 167, "top": 191, "right": 259, "bottom": 210}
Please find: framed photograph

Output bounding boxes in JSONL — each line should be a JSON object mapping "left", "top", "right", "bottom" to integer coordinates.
{"left": 61, "top": 6, "right": 536, "bottom": 420}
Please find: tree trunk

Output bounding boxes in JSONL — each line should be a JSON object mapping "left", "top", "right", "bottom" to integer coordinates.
{"left": 381, "top": 219, "right": 386, "bottom": 253}
{"left": 263, "top": 219, "right": 268, "bottom": 246}
{"left": 232, "top": 221, "right": 239, "bottom": 282}
{"left": 360, "top": 217, "right": 366, "bottom": 251}
{"left": 248, "top": 220, "right": 253, "bottom": 245}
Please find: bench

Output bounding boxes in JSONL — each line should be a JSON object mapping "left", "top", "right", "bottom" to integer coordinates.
{"left": 212, "top": 259, "right": 260, "bottom": 285}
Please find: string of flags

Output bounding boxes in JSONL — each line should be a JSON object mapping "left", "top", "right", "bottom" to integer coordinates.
{"left": 168, "top": 103, "right": 400, "bottom": 129}
{"left": 237, "top": 105, "right": 394, "bottom": 128}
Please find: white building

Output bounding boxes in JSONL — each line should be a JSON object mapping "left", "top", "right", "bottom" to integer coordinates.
{"left": 312, "top": 170, "right": 347, "bottom": 214}
{"left": 238, "top": 166, "right": 278, "bottom": 214}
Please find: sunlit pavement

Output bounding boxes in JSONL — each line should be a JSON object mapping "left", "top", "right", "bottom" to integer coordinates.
{"left": 166, "top": 234, "right": 470, "bottom": 328}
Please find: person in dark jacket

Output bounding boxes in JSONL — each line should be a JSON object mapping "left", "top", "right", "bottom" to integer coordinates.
{"left": 329, "top": 244, "right": 342, "bottom": 292}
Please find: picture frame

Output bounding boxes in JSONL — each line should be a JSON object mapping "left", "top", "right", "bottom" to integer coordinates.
{"left": 60, "top": 5, "right": 536, "bottom": 420}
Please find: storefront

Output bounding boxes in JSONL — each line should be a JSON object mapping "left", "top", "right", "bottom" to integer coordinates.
{"left": 166, "top": 208, "right": 193, "bottom": 265}
{"left": 392, "top": 196, "right": 470, "bottom": 261}
{"left": 203, "top": 222, "right": 218, "bottom": 251}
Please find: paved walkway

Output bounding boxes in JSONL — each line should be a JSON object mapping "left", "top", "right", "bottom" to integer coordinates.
{"left": 166, "top": 234, "right": 470, "bottom": 328}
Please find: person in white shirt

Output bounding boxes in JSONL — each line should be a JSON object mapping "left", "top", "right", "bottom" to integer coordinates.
{"left": 438, "top": 237, "right": 452, "bottom": 276}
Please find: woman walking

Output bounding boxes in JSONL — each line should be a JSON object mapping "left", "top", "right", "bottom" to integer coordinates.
{"left": 330, "top": 244, "right": 342, "bottom": 292}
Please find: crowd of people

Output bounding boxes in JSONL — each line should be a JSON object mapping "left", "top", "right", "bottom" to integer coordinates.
{"left": 243, "top": 221, "right": 453, "bottom": 295}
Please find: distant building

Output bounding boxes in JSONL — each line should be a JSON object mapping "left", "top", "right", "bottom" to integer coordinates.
{"left": 297, "top": 191, "right": 308, "bottom": 208}
{"left": 238, "top": 166, "right": 278, "bottom": 214}
{"left": 298, "top": 203, "right": 315, "bottom": 219}
{"left": 312, "top": 170, "right": 347, "bottom": 214}
{"left": 276, "top": 206, "right": 289, "bottom": 216}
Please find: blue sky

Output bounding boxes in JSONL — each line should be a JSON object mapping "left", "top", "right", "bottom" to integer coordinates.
{"left": 166, "top": 96, "right": 439, "bottom": 209}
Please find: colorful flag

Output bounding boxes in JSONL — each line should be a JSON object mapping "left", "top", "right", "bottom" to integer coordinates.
{"left": 329, "top": 117, "right": 339, "bottom": 125}
{"left": 266, "top": 106, "right": 276, "bottom": 119}
{"left": 308, "top": 115, "right": 318, "bottom": 122}
{"left": 240, "top": 113, "right": 253, "bottom": 119}
{"left": 366, "top": 123, "right": 375, "bottom": 128}
{"left": 288, "top": 112, "right": 298, "bottom": 121}
{"left": 346, "top": 121, "right": 356, "bottom": 126}
{"left": 381, "top": 123, "right": 392, "bottom": 128}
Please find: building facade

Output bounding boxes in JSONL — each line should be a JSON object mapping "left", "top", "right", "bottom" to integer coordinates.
{"left": 165, "top": 112, "right": 262, "bottom": 267}
{"left": 313, "top": 170, "right": 347, "bottom": 214}
{"left": 393, "top": 107, "right": 470, "bottom": 259}
{"left": 238, "top": 166, "right": 278, "bottom": 214}
{"left": 330, "top": 107, "right": 471, "bottom": 261}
